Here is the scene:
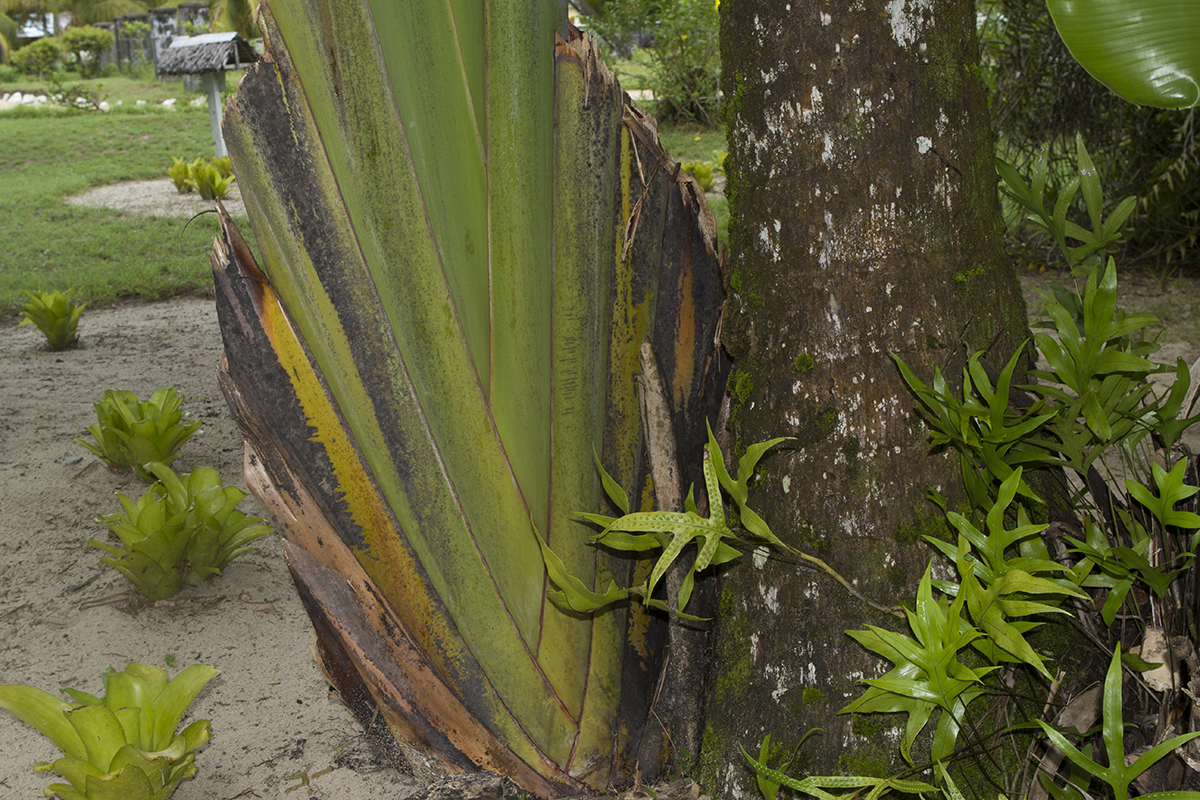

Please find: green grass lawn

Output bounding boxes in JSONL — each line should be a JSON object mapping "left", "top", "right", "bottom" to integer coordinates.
{"left": 0, "top": 105, "right": 226, "bottom": 320}
{"left": 609, "top": 47, "right": 654, "bottom": 91}
{"left": 658, "top": 122, "right": 724, "bottom": 166}
{"left": 0, "top": 75, "right": 728, "bottom": 323}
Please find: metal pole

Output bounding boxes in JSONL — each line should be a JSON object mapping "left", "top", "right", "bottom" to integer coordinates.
{"left": 202, "top": 71, "right": 227, "bottom": 158}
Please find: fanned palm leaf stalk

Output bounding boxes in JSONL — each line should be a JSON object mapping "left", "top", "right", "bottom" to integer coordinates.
{"left": 209, "top": 0, "right": 725, "bottom": 793}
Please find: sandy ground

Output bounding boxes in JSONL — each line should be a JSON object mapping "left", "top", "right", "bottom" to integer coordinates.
{"left": 65, "top": 179, "right": 247, "bottom": 219}
{"left": 0, "top": 300, "right": 416, "bottom": 797}
{"left": 0, "top": 98, "right": 40, "bottom": 112}
{"left": 0, "top": 180, "right": 547, "bottom": 800}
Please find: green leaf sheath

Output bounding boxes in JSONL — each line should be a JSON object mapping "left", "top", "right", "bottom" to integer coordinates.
{"left": 215, "top": 1, "right": 725, "bottom": 790}
{"left": 223, "top": 2, "right": 578, "bottom": 769}
{"left": 544, "top": 37, "right": 627, "bottom": 763}
{"left": 486, "top": 2, "right": 557, "bottom": 542}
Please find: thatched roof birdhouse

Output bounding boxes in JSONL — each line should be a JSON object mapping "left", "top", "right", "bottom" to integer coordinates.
{"left": 157, "top": 32, "right": 258, "bottom": 76}
{"left": 158, "top": 33, "right": 259, "bottom": 157}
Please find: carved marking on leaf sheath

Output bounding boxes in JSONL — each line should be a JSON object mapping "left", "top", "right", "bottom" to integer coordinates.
{"left": 638, "top": 342, "right": 682, "bottom": 513}
{"left": 622, "top": 194, "right": 645, "bottom": 262}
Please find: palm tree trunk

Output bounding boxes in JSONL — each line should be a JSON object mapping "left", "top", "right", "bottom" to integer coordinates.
{"left": 701, "top": 0, "right": 1029, "bottom": 788}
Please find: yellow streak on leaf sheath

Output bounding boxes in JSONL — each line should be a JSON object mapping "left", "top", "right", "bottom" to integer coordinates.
{"left": 264, "top": 0, "right": 545, "bottom": 641}
{"left": 245, "top": 453, "right": 576, "bottom": 795}
{"left": 212, "top": 218, "right": 573, "bottom": 787}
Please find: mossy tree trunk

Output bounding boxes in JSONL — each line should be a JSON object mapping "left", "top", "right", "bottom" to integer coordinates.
{"left": 700, "top": 0, "right": 1028, "bottom": 789}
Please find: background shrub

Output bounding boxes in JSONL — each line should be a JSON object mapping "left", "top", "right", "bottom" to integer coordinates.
{"left": 60, "top": 26, "right": 115, "bottom": 79}
{"left": 10, "top": 37, "right": 61, "bottom": 79}
{"left": 593, "top": 0, "right": 721, "bottom": 124}
{"left": 980, "top": 0, "right": 1199, "bottom": 270}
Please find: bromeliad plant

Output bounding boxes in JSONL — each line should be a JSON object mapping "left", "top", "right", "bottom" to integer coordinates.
{"left": 18, "top": 288, "right": 87, "bottom": 351}
{"left": 681, "top": 150, "right": 727, "bottom": 193}
{"left": 187, "top": 160, "right": 235, "bottom": 201}
{"left": 0, "top": 661, "right": 217, "bottom": 800}
{"left": 167, "top": 157, "right": 236, "bottom": 200}
{"left": 167, "top": 158, "right": 192, "bottom": 193}
{"left": 89, "top": 462, "right": 273, "bottom": 602}
{"left": 75, "top": 387, "right": 203, "bottom": 483}
{"left": 209, "top": 156, "right": 233, "bottom": 178}
{"left": 681, "top": 160, "right": 719, "bottom": 192}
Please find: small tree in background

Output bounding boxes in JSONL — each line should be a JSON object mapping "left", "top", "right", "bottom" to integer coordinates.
{"left": 61, "top": 25, "right": 114, "bottom": 77}
{"left": 593, "top": 0, "right": 720, "bottom": 123}
{"left": 647, "top": 0, "right": 719, "bottom": 123}
{"left": 10, "top": 37, "right": 61, "bottom": 79}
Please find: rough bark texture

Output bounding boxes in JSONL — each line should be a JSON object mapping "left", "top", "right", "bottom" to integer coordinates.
{"left": 700, "top": 0, "right": 1028, "bottom": 792}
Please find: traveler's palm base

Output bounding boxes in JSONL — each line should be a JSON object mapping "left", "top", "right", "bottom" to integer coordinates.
{"left": 209, "top": 0, "right": 725, "bottom": 794}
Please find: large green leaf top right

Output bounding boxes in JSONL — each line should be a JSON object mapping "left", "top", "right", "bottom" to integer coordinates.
{"left": 1048, "top": 0, "right": 1200, "bottom": 107}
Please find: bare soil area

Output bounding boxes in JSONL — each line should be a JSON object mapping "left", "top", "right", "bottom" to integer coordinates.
{"left": 65, "top": 178, "right": 248, "bottom": 219}
{"left": 0, "top": 299, "right": 414, "bottom": 799}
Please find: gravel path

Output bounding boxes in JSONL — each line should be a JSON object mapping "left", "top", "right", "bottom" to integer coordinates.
{"left": 66, "top": 178, "right": 247, "bottom": 218}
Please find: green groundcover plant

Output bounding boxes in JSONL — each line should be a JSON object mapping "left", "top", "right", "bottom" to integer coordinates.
{"left": 1038, "top": 645, "right": 1200, "bottom": 800}
{"left": 89, "top": 462, "right": 274, "bottom": 602}
{"left": 0, "top": 661, "right": 217, "bottom": 800}
{"left": 75, "top": 387, "right": 203, "bottom": 483}
{"left": 167, "top": 157, "right": 235, "bottom": 200}
{"left": 743, "top": 645, "right": 1200, "bottom": 800}
{"left": 18, "top": 288, "right": 86, "bottom": 350}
